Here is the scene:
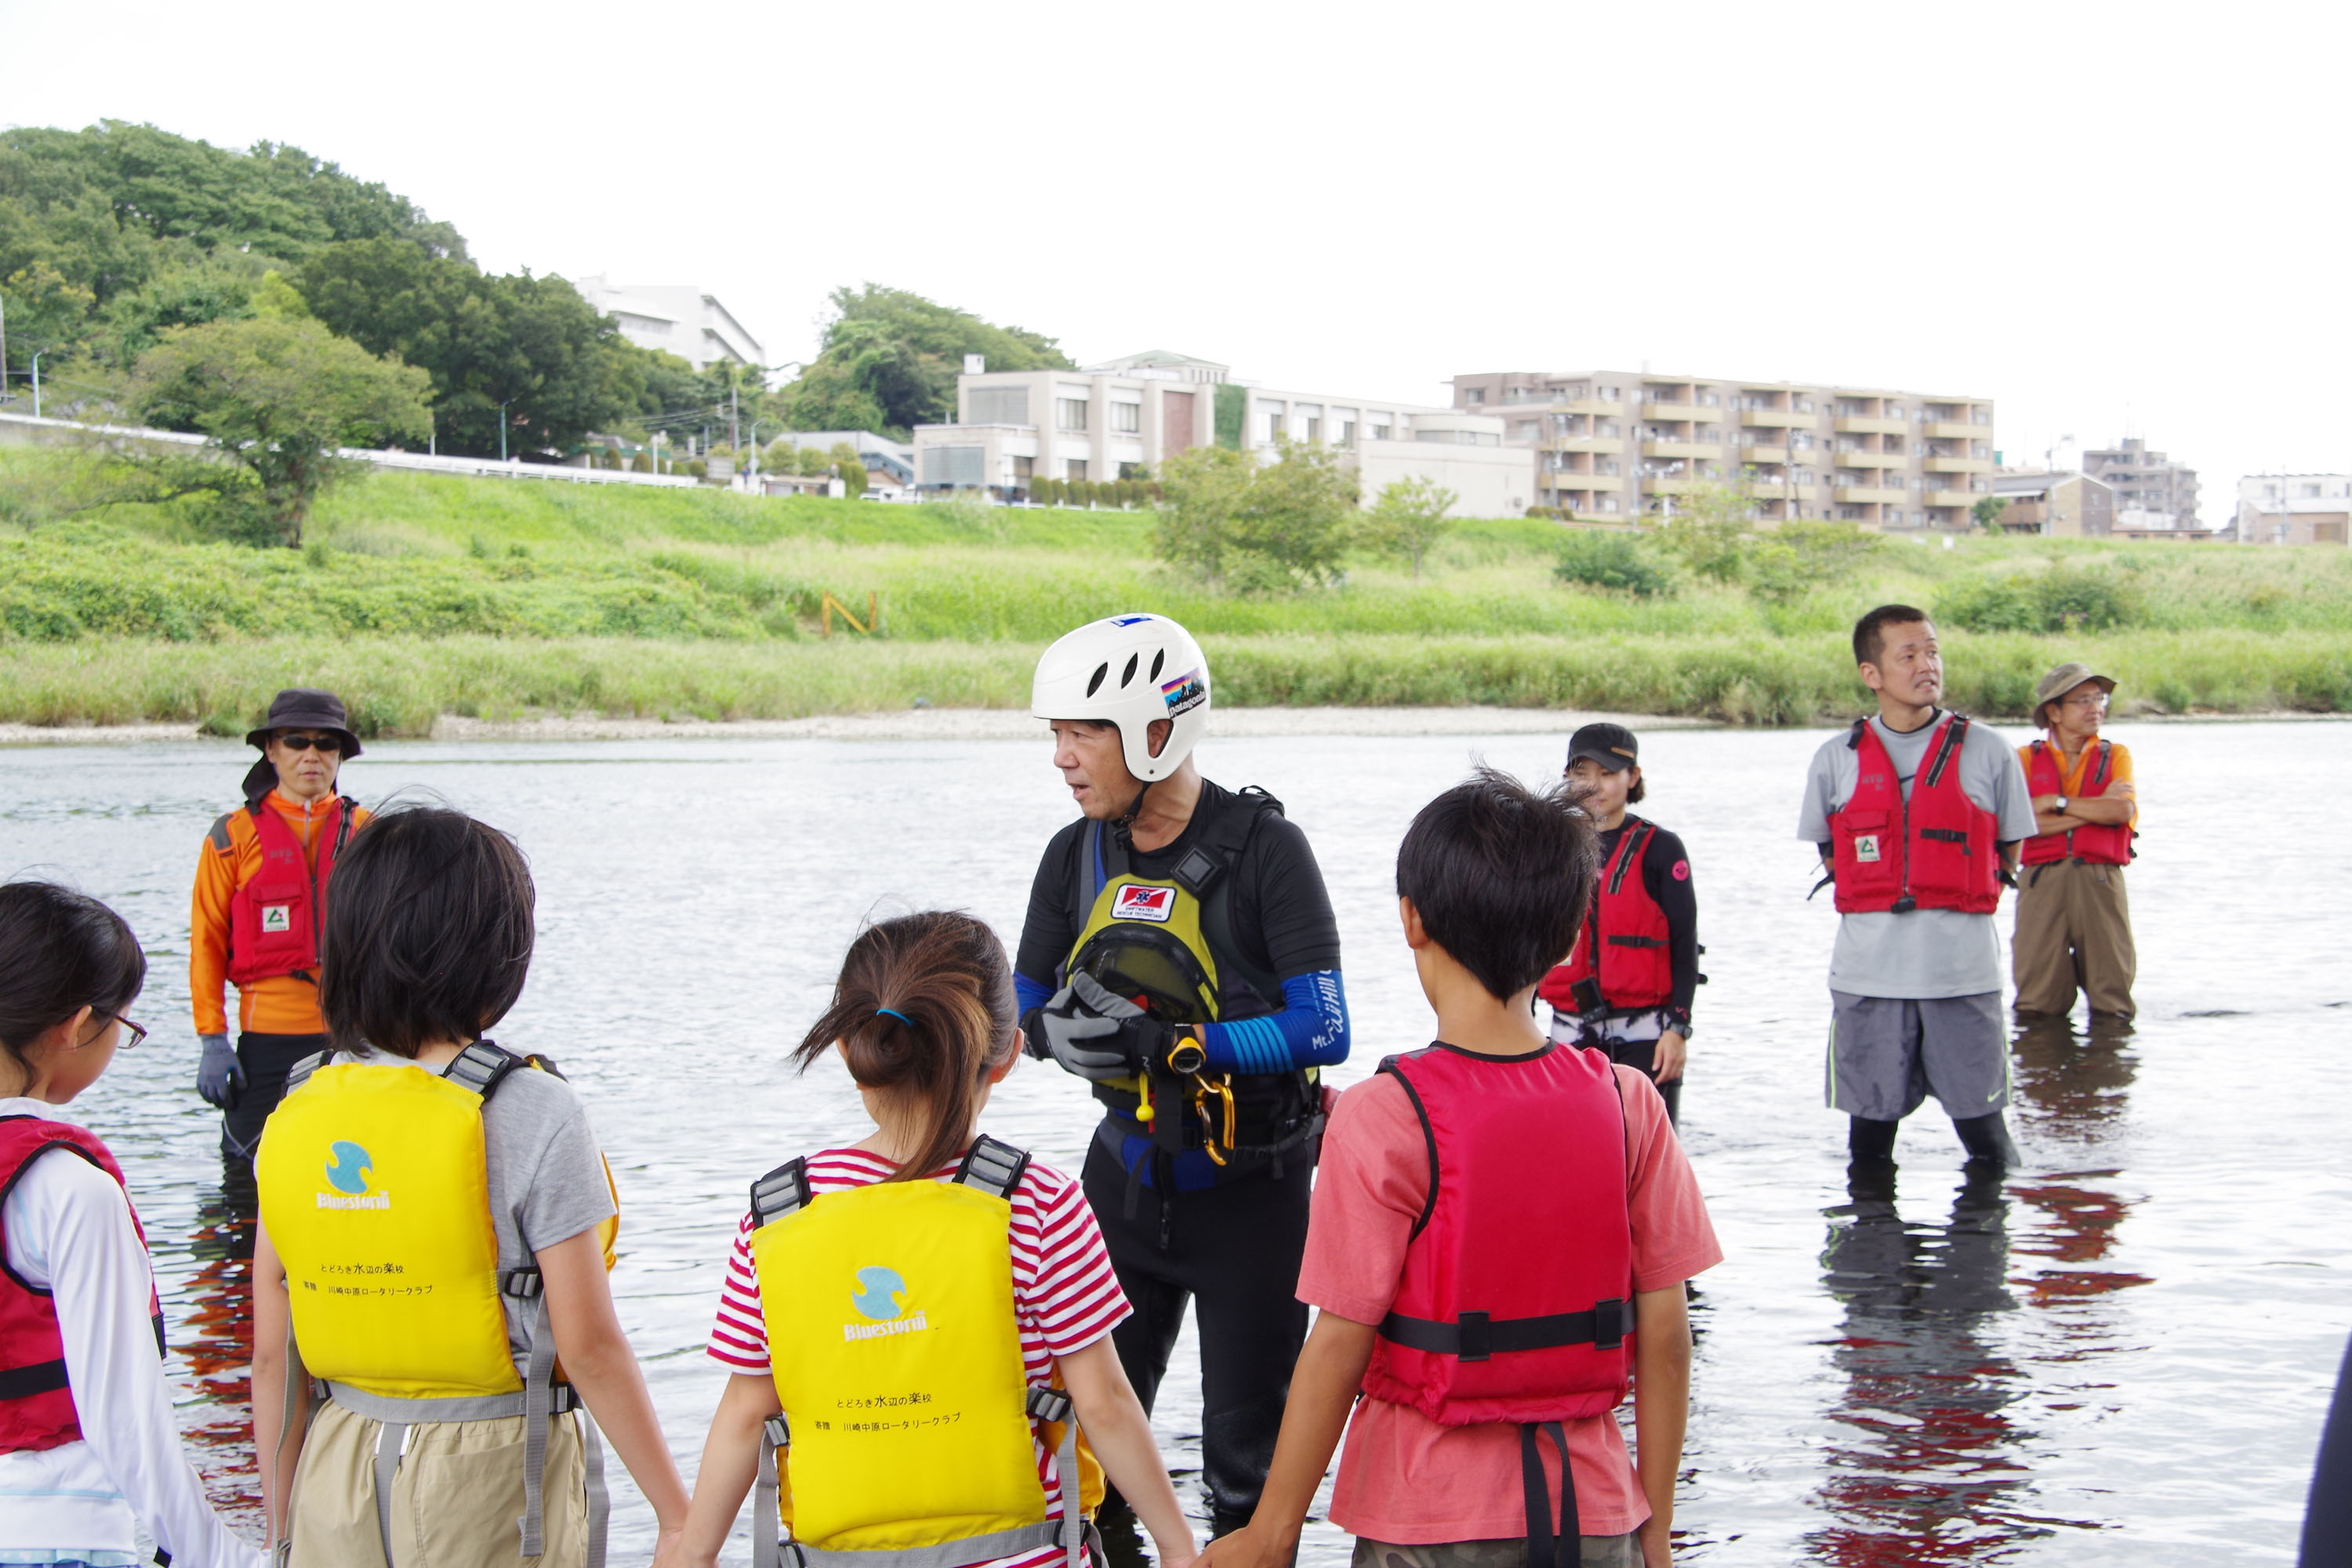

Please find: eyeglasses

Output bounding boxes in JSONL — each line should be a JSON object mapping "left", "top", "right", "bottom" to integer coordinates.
{"left": 85, "top": 1014, "right": 147, "bottom": 1051}
{"left": 2062, "top": 691, "right": 2110, "bottom": 710}
{"left": 275, "top": 733, "right": 342, "bottom": 753}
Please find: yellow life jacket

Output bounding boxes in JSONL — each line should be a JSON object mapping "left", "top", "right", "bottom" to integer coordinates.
{"left": 256, "top": 1040, "right": 619, "bottom": 1565}
{"left": 746, "top": 1137, "right": 1095, "bottom": 1568}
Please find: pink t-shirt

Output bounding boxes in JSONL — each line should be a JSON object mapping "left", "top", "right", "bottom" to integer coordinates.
{"left": 708, "top": 1145, "right": 1131, "bottom": 1568}
{"left": 1298, "top": 1058, "right": 1722, "bottom": 1543}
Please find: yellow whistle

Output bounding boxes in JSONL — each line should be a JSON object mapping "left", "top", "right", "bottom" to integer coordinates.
{"left": 1135, "top": 1073, "right": 1155, "bottom": 1124}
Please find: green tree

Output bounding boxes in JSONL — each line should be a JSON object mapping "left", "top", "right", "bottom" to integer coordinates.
{"left": 1972, "top": 496, "right": 2009, "bottom": 532}
{"left": 1743, "top": 520, "right": 1883, "bottom": 604}
{"left": 1359, "top": 475, "right": 1459, "bottom": 577}
{"left": 1554, "top": 531, "right": 1678, "bottom": 597}
{"left": 777, "top": 359, "right": 888, "bottom": 434}
{"left": 1156, "top": 440, "right": 1358, "bottom": 592}
{"left": 1639, "top": 481, "right": 1754, "bottom": 582}
{"left": 775, "top": 284, "right": 1074, "bottom": 434}
{"left": 829, "top": 441, "right": 869, "bottom": 496}
{"left": 128, "top": 316, "right": 430, "bottom": 546}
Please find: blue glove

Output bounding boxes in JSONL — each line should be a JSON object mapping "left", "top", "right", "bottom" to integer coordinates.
{"left": 1035, "top": 974, "right": 1172, "bottom": 1083}
{"left": 197, "top": 1033, "right": 243, "bottom": 1109}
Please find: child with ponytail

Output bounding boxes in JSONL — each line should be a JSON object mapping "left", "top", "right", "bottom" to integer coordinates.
{"left": 665, "top": 910, "right": 1196, "bottom": 1568}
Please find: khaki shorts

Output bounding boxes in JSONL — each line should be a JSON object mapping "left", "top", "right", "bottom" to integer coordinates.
{"left": 287, "top": 1399, "right": 590, "bottom": 1568}
{"left": 1352, "top": 1533, "right": 1643, "bottom": 1568}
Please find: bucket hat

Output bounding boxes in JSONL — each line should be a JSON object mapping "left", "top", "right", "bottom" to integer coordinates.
{"left": 241, "top": 688, "right": 361, "bottom": 802}
{"left": 2032, "top": 662, "right": 2115, "bottom": 728}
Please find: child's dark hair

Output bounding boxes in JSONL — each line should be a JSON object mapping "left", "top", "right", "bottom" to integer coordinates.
{"left": 1853, "top": 602, "right": 1930, "bottom": 668}
{"left": 0, "top": 881, "right": 146, "bottom": 1079}
{"left": 318, "top": 806, "right": 535, "bottom": 1058}
{"left": 793, "top": 911, "right": 1020, "bottom": 1181}
{"left": 1396, "top": 766, "right": 1599, "bottom": 1002}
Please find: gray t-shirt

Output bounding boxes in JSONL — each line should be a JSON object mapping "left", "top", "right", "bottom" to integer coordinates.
{"left": 1796, "top": 711, "right": 2038, "bottom": 1000}
{"left": 348, "top": 1045, "right": 616, "bottom": 1371}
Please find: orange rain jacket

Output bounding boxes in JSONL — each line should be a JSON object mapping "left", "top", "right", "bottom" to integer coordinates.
{"left": 189, "top": 789, "right": 373, "bottom": 1036}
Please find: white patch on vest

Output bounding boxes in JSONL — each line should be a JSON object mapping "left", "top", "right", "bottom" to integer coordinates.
{"left": 1854, "top": 834, "right": 1881, "bottom": 863}
{"left": 1112, "top": 884, "right": 1175, "bottom": 923}
{"left": 842, "top": 1310, "right": 931, "bottom": 1342}
{"left": 262, "top": 904, "right": 292, "bottom": 933}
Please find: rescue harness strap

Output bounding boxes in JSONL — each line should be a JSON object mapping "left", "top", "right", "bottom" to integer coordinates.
{"left": 1376, "top": 1299, "right": 1632, "bottom": 1362}
{"left": 1519, "top": 1420, "right": 1578, "bottom": 1568}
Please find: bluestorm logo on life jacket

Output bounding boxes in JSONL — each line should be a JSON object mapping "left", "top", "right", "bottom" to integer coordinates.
{"left": 316, "top": 1140, "right": 388, "bottom": 1209}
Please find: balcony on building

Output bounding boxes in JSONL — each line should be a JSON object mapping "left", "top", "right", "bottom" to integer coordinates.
{"left": 1640, "top": 440, "right": 1722, "bottom": 460}
{"left": 1926, "top": 456, "right": 1992, "bottom": 474}
{"left": 1834, "top": 416, "right": 1907, "bottom": 436}
{"left": 1835, "top": 485, "right": 1905, "bottom": 504}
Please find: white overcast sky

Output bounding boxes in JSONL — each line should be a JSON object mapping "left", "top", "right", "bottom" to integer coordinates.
{"left": 3, "top": 0, "right": 2344, "bottom": 514}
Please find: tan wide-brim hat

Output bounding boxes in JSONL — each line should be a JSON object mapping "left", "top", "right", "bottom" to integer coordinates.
{"left": 2033, "top": 662, "right": 2116, "bottom": 727}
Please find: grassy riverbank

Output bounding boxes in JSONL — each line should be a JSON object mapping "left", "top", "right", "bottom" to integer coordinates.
{"left": 2, "top": 454, "right": 2347, "bottom": 728}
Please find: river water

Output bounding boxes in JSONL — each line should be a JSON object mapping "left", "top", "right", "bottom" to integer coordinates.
{"left": 5, "top": 719, "right": 2346, "bottom": 1565}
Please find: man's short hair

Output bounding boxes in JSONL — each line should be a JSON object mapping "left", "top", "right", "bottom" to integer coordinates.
{"left": 318, "top": 805, "right": 535, "bottom": 1058}
{"left": 1396, "top": 766, "right": 1599, "bottom": 1002}
{"left": 1853, "top": 603, "right": 1931, "bottom": 668}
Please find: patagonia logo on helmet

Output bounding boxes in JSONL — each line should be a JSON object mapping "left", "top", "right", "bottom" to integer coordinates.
{"left": 318, "top": 1141, "right": 389, "bottom": 1209}
{"left": 1112, "top": 884, "right": 1176, "bottom": 923}
{"left": 844, "top": 1265, "right": 930, "bottom": 1341}
{"left": 1160, "top": 669, "right": 1206, "bottom": 717}
{"left": 261, "top": 905, "right": 292, "bottom": 933}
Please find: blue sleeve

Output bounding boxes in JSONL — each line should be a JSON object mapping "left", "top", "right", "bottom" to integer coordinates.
{"left": 1200, "top": 970, "right": 1349, "bottom": 1074}
{"left": 1015, "top": 972, "right": 1054, "bottom": 1016}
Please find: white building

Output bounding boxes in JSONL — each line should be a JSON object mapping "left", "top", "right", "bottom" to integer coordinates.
{"left": 2234, "top": 474, "right": 2351, "bottom": 546}
{"left": 570, "top": 276, "right": 763, "bottom": 370}
{"left": 913, "top": 351, "right": 1532, "bottom": 517}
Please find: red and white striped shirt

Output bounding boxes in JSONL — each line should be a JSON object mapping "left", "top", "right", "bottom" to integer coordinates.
{"left": 707, "top": 1145, "right": 1130, "bottom": 1568}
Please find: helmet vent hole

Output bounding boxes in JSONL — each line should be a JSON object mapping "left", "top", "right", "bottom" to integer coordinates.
{"left": 1085, "top": 663, "right": 1108, "bottom": 699}
{"left": 1120, "top": 654, "right": 1139, "bottom": 688}
{"left": 1149, "top": 650, "right": 1165, "bottom": 681}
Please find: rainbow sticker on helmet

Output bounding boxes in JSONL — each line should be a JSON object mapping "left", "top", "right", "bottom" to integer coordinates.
{"left": 1161, "top": 669, "right": 1205, "bottom": 717}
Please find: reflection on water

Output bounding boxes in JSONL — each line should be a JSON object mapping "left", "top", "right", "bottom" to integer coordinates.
{"left": 3, "top": 723, "right": 2347, "bottom": 1566}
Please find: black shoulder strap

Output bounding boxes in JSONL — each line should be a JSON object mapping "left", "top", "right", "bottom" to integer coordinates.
{"left": 953, "top": 1135, "right": 1032, "bottom": 1200}
{"left": 2091, "top": 740, "right": 2111, "bottom": 787}
{"left": 1923, "top": 713, "right": 1969, "bottom": 788}
{"left": 443, "top": 1040, "right": 526, "bottom": 1102}
{"left": 1606, "top": 820, "right": 1652, "bottom": 896}
{"left": 749, "top": 1157, "right": 811, "bottom": 1228}
{"left": 1376, "top": 1054, "right": 1442, "bottom": 1241}
{"left": 1845, "top": 717, "right": 1871, "bottom": 750}
{"left": 1167, "top": 786, "right": 1282, "bottom": 898}
{"left": 206, "top": 813, "right": 235, "bottom": 852}
{"left": 283, "top": 1048, "right": 336, "bottom": 1095}
{"left": 333, "top": 796, "right": 358, "bottom": 854}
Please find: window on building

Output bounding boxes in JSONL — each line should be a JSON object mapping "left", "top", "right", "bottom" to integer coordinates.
{"left": 1341, "top": 421, "right": 1356, "bottom": 446}
{"left": 1602, "top": 387, "right": 1621, "bottom": 401}
{"left": 1369, "top": 422, "right": 1391, "bottom": 441}
{"left": 2302, "top": 483, "right": 2323, "bottom": 498}
{"left": 968, "top": 386, "right": 1029, "bottom": 425}
{"left": 921, "top": 445, "right": 985, "bottom": 487}
{"left": 1465, "top": 388, "right": 1486, "bottom": 404}
{"left": 1056, "top": 398, "right": 1088, "bottom": 432}
{"left": 1601, "top": 497, "right": 1619, "bottom": 512}
{"left": 1012, "top": 455, "right": 1033, "bottom": 479}
{"left": 1119, "top": 461, "right": 1143, "bottom": 480}
{"left": 1065, "top": 458, "right": 1088, "bottom": 482}
{"left": 1305, "top": 417, "right": 1321, "bottom": 442}
{"left": 1110, "top": 401, "right": 1141, "bottom": 434}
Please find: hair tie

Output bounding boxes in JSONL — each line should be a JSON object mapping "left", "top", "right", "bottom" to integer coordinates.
{"left": 875, "top": 1007, "right": 913, "bottom": 1027}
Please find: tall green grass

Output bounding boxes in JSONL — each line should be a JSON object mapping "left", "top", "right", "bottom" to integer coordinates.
{"left": 1, "top": 630, "right": 2340, "bottom": 734}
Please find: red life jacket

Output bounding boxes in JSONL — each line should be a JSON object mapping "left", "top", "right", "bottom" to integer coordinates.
{"left": 2021, "top": 740, "right": 2133, "bottom": 867}
{"left": 227, "top": 797, "right": 354, "bottom": 987}
{"left": 0, "top": 1116, "right": 165, "bottom": 1454}
{"left": 1539, "top": 818, "right": 1672, "bottom": 1014}
{"left": 1362, "top": 1042, "right": 1633, "bottom": 1428}
{"left": 1830, "top": 713, "right": 2002, "bottom": 916}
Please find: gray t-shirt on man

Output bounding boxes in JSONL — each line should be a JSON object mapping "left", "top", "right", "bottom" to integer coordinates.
{"left": 1796, "top": 710, "right": 2037, "bottom": 1000}
{"left": 348, "top": 1044, "right": 616, "bottom": 1374}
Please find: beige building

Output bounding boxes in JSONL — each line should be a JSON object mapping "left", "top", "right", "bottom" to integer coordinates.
{"left": 2235, "top": 474, "right": 2350, "bottom": 545}
{"left": 1989, "top": 470, "right": 2114, "bottom": 535}
{"left": 1449, "top": 369, "right": 1994, "bottom": 529}
{"left": 2083, "top": 437, "right": 2199, "bottom": 531}
{"left": 569, "top": 276, "right": 762, "bottom": 370}
{"left": 916, "top": 352, "right": 1530, "bottom": 516}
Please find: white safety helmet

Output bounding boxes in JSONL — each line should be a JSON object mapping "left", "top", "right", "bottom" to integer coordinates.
{"left": 1032, "top": 613, "right": 1211, "bottom": 783}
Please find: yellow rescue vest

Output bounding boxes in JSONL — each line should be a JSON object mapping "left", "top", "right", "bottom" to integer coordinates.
{"left": 256, "top": 1041, "right": 620, "bottom": 1564}
{"left": 746, "top": 1137, "right": 1094, "bottom": 1568}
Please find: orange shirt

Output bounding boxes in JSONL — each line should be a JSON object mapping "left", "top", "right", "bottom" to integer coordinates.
{"left": 188, "top": 790, "right": 372, "bottom": 1036}
{"left": 2019, "top": 738, "right": 2138, "bottom": 830}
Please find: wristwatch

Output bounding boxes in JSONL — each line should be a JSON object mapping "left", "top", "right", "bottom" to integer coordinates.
{"left": 2055, "top": 794, "right": 2071, "bottom": 814}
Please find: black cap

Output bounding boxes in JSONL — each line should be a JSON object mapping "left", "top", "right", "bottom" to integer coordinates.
{"left": 1566, "top": 722, "right": 1639, "bottom": 772}
{"left": 241, "top": 688, "right": 361, "bottom": 803}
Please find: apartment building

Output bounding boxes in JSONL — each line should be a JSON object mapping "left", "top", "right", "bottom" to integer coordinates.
{"left": 1989, "top": 470, "right": 2114, "bottom": 536}
{"left": 1449, "top": 369, "right": 1994, "bottom": 529}
{"left": 570, "top": 276, "right": 764, "bottom": 370}
{"left": 914, "top": 352, "right": 1529, "bottom": 516}
{"left": 2082, "top": 437, "right": 2199, "bottom": 530}
{"left": 2235, "top": 474, "right": 2351, "bottom": 545}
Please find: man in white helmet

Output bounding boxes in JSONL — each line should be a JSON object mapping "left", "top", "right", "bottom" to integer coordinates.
{"left": 1017, "top": 612, "right": 1351, "bottom": 1535}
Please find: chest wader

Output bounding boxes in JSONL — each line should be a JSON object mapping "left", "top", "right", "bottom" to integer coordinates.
{"left": 258, "top": 1041, "right": 619, "bottom": 1568}
{"left": 746, "top": 1136, "right": 1101, "bottom": 1568}
{"left": 1062, "top": 788, "right": 1326, "bottom": 1237}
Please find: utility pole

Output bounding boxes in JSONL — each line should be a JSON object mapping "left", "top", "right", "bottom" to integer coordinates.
{"left": 0, "top": 293, "right": 8, "bottom": 408}
{"left": 31, "top": 352, "right": 41, "bottom": 419}
{"left": 730, "top": 379, "right": 740, "bottom": 454}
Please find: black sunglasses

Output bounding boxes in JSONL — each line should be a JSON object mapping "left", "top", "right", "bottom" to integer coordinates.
{"left": 275, "top": 732, "right": 343, "bottom": 753}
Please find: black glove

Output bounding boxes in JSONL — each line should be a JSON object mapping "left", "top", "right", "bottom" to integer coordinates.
{"left": 197, "top": 1033, "right": 242, "bottom": 1110}
{"left": 1033, "top": 973, "right": 1173, "bottom": 1083}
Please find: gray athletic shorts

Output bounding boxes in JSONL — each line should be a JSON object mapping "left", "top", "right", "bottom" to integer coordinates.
{"left": 1824, "top": 990, "right": 2009, "bottom": 1120}
{"left": 1353, "top": 1531, "right": 1642, "bottom": 1568}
